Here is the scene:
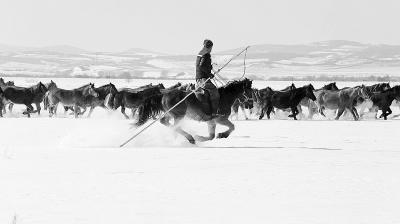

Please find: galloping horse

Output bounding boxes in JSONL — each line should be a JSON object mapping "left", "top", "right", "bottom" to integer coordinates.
{"left": 299, "top": 82, "right": 339, "bottom": 119}
{"left": 70, "top": 83, "right": 119, "bottom": 117}
{"left": 112, "top": 83, "right": 165, "bottom": 119}
{"left": 230, "top": 88, "right": 260, "bottom": 120}
{"left": 317, "top": 86, "right": 368, "bottom": 120}
{"left": 361, "top": 85, "right": 400, "bottom": 120}
{"left": 259, "top": 84, "right": 316, "bottom": 120}
{"left": 47, "top": 83, "right": 99, "bottom": 118}
{"left": 2, "top": 82, "right": 48, "bottom": 117}
{"left": 0, "top": 78, "right": 15, "bottom": 114}
{"left": 8, "top": 80, "right": 57, "bottom": 115}
{"left": 136, "top": 78, "right": 253, "bottom": 144}
{"left": 354, "top": 83, "right": 391, "bottom": 118}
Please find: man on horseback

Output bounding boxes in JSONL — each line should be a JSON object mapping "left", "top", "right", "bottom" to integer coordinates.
{"left": 195, "top": 39, "right": 220, "bottom": 117}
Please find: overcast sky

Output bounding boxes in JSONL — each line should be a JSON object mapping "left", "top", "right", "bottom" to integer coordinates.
{"left": 0, "top": 0, "right": 399, "bottom": 54}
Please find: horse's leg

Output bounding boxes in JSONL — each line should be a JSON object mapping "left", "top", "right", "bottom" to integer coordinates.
{"left": 216, "top": 116, "right": 235, "bottom": 139}
{"left": 194, "top": 120, "right": 216, "bottom": 142}
{"left": 171, "top": 117, "right": 195, "bottom": 144}
{"left": 319, "top": 106, "right": 326, "bottom": 117}
{"left": 384, "top": 107, "right": 392, "bottom": 120}
{"left": 131, "top": 108, "right": 137, "bottom": 119}
{"left": 335, "top": 107, "right": 345, "bottom": 120}
{"left": 74, "top": 104, "right": 79, "bottom": 118}
{"left": 9, "top": 103, "right": 13, "bottom": 113}
{"left": 78, "top": 107, "right": 86, "bottom": 116}
{"left": 290, "top": 106, "right": 299, "bottom": 120}
{"left": 349, "top": 107, "right": 358, "bottom": 121}
{"left": 240, "top": 104, "right": 248, "bottom": 120}
{"left": 36, "top": 102, "right": 41, "bottom": 115}
{"left": 352, "top": 107, "right": 359, "bottom": 120}
{"left": 23, "top": 104, "right": 34, "bottom": 118}
{"left": 121, "top": 105, "right": 129, "bottom": 119}
{"left": 87, "top": 106, "right": 95, "bottom": 118}
{"left": 266, "top": 106, "right": 273, "bottom": 119}
{"left": 258, "top": 107, "right": 265, "bottom": 120}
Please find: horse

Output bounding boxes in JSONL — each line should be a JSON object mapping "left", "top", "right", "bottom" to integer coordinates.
{"left": 112, "top": 83, "right": 165, "bottom": 119}
{"left": 69, "top": 83, "right": 119, "bottom": 117}
{"left": 316, "top": 86, "right": 369, "bottom": 120}
{"left": 259, "top": 84, "right": 316, "bottom": 120}
{"left": 299, "top": 82, "right": 339, "bottom": 119}
{"left": 353, "top": 83, "right": 391, "bottom": 118}
{"left": 1, "top": 82, "right": 48, "bottom": 117}
{"left": 135, "top": 78, "right": 253, "bottom": 144}
{"left": 361, "top": 85, "right": 400, "bottom": 120}
{"left": 0, "top": 78, "right": 15, "bottom": 114}
{"left": 8, "top": 80, "right": 57, "bottom": 115}
{"left": 0, "top": 88, "right": 5, "bottom": 117}
{"left": 230, "top": 88, "right": 260, "bottom": 120}
{"left": 47, "top": 83, "right": 99, "bottom": 118}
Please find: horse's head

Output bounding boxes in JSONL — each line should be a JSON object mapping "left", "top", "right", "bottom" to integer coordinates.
{"left": 382, "top": 82, "right": 391, "bottom": 91}
{"left": 156, "top": 83, "right": 165, "bottom": 89}
{"left": 47, "top": 80, "right": 57, "bottom": 90}
{"left": 107, "top": 82, "right": 118, "bottom": 95}
{"left": 38, "top": 82, "right": 48, "bottom": 93}
{"left": 86, "top": 83, "right": 99, "bottom": 97}
{"left": 113, "top": 92, "right": 122, "bottom": 109}
{"left": 0, "top": 78, "right": 4, "bottom": 85}
{"left": 358, "top": 85, "right": 370, "bottom": 99}
{"left": 305, "top": 84, "right": 316, "bottom": 101}
{"left": 324, "top": 82, "right": 339, "bottom": 91}
{"left": 6, "top": 81, "right": 14, "bottom": 86}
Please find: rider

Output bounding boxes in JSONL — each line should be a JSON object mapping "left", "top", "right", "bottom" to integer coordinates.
{"left": 195, "top": 39, "right": 220, "bottom": 117}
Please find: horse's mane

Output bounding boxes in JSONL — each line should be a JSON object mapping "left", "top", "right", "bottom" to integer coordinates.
{"left": 74, "top": 83, "right": 91, "bottom": 90}
{"left": 218, "top": 80, "right": 245, "bottom": 92}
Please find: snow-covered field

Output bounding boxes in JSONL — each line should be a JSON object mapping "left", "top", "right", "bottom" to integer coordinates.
{"left": 1, "top": 78, "right": 400, "bottom": 224}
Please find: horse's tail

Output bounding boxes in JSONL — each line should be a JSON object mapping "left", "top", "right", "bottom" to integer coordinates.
{"left": 136, "top": 93, "right": 164, "bottom": 126}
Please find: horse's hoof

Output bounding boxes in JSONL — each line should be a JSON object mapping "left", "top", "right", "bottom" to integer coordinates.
{"left": 217, "top": 133, "right": 229, "bottom": 139}
{"left": 188, "top": 139, "right": 196, "bottom": 144}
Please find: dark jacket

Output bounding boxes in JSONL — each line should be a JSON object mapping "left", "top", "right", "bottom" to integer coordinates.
{"left": 196, "top": 52, "right": 213, "bottom": 79}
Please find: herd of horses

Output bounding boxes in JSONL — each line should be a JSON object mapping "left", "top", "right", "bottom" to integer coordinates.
{"left": 232, "top": 81, "right": 400, "bottom": 121}
{"left": 1, "top": 77, "right": 400, "bottom": 144}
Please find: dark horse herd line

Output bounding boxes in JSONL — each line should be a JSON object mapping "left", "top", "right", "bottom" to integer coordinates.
{"left": 1, "top": 77, "right": 400, "bottom": 144}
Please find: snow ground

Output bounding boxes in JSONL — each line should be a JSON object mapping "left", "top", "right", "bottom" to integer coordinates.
{"left": 1, "top": 79, "right": 400, "bottom": 224}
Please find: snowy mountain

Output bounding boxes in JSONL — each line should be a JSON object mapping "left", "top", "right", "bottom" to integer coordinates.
{"left": 1, "top": 40, "right": 400, "bottom": 80}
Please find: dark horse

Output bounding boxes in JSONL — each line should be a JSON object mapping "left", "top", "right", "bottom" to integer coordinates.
{"left": 2, "top": 82, "right": 48, "bottom": 117}
{"left": 362, "top": 85, "right": 400, "bottom": 120}
{"left": 259, "top": 84, "right": 316, "bottom": 120}
{"left": 0, "top": 78, "right": 15, "bottom": 115}
{"left": 47, "top": 83, "right": 99, "bottom": 118}
{"left": 8, "top": 80, "right": 57, "bottom": 115}
{"left": 112, "top": 83, "right": 165, "bottom": 119}
{"left": 353, "top": 82, "right": 391, "bottom": 118}
{"left": 136, "top": 78, "right": 253, "bottom": 144}
{"left": 230, "top": 88, "right": 260, "bottom": 120}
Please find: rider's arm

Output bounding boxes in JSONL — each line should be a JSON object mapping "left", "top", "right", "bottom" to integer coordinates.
{"left": 199, "top": 54, "right": 213, "bottom": 78}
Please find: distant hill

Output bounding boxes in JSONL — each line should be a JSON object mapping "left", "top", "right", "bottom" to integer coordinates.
{"left": 1, "top": 40, "right": 400, "bottom": 80}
